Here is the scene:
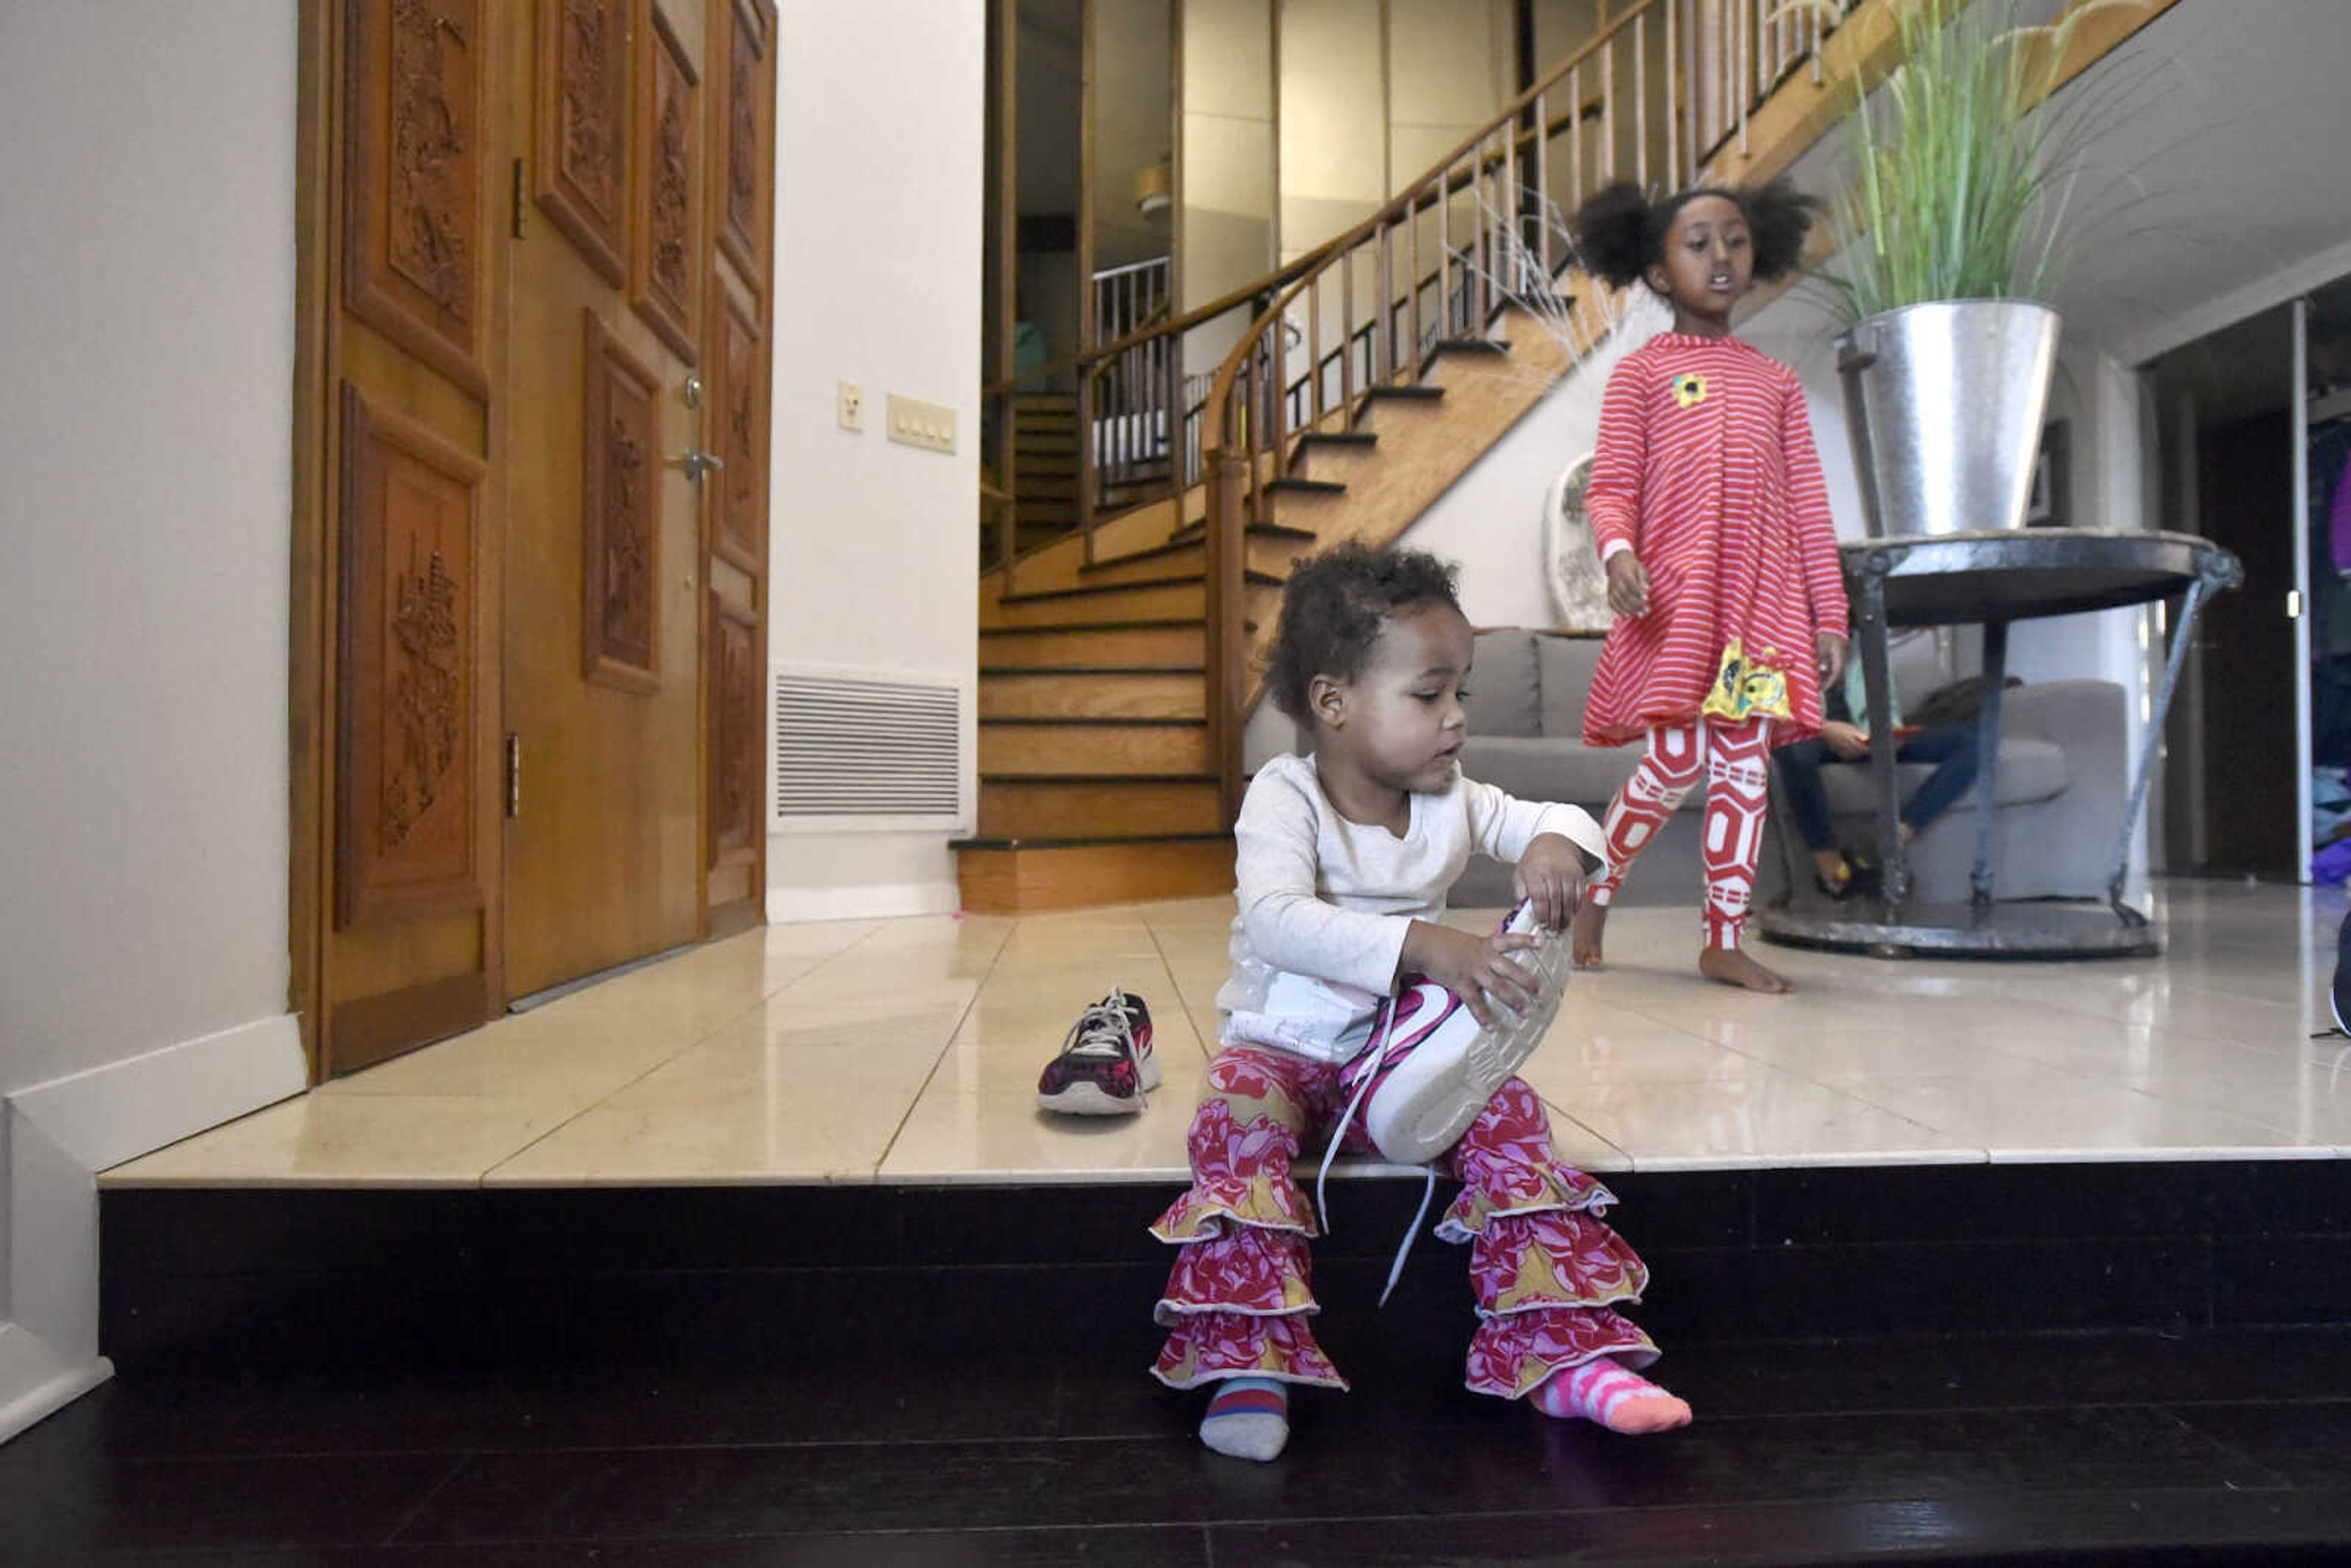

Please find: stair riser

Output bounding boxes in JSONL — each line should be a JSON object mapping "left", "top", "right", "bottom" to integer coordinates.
{"left": 982, "top": 582, "right": 1204, "bottom": 629}
{"left": 979, "top": 724, "right": 1209, "bottom": 776}
{"left": 977, "top": 779, "right": 1224, "bottom": 839}
{"left": 978, "top": 626, "right": 1206, "bottom": 667}
{"left": 979, "top": 673, "right": 1205, "bottom": 721}
{"left": 957, "top": 838, "right": 1236, "bottom": 913}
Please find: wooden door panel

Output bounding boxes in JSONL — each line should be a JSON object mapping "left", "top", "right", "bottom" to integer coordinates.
{"left": 708, "top": 588, "right": 761, "bottom": 909}
{"left": 701, "top": 0, "right": 771, "bottom": 935}
{"left": 313, "top": 0, "right": 503, "bottom": 1079}
{"left": 342, "top": 0, "right": 489, "bottom": 397}
{"left": 710, "top": 287, "right": 763, "bottom": 574}
{"left": 334, "top": 384, "right": 486, "bottom": 928}
{"left": 500, "top": 0, "right": 707, "bottom": 1000}
{"left": 631, "top": 0, "right": 700, "bottom": 363}
{"left": 715, "top": 0, "right": 772, "bottom": 295}
{"left": 582, "top": 311, "right": 664, "bottom": 692}
{"left": 533, "top": 0, "right": 631, "bottom": 287}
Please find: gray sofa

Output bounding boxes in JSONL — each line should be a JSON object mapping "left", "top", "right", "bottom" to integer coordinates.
{"left": 1448, "top": 628, "right": 2131, "bottom": 910}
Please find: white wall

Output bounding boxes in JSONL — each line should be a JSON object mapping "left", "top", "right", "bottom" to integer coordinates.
{"left": 767, "top": 0, "right": 985, "bottom": 921}
{"left": 0, "top": 0, "right": 306, "bottom": 1438}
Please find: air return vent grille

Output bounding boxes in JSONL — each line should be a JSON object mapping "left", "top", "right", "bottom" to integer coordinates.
{"left": 772, "top": 665, "right": 969, "bottom": 831}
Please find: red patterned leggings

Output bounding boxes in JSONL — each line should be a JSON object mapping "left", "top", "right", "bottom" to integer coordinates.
{"left": 1588, "top": 717, "right": 1774, "bottom": 949}
{"left": 1150, "top": 1043, "right": 1657, "bottom": 1399}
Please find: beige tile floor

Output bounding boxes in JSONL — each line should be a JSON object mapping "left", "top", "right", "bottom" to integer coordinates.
{"left": 103, "top": 880, "right": 2351, "bottom": 1189}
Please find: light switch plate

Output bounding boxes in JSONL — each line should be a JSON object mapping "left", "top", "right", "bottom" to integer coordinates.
{"left": 838, "top": 382, "right": 863, "bottom": 431}
{"left": 887, "top": 394, "right": 956, "bottom": 455}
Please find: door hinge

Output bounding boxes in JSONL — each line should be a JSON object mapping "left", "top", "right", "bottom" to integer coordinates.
{"left": 505, "top": 733, "right": 522, "bottom": 817}
{"left": 2289, "top": 588, "right": 2304, "bottom": 620}
{"left": 511, "top": 157, "right": 527, "bottom": 240}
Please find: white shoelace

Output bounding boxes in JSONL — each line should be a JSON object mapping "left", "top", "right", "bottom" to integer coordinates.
{"left": 1314, "top": 996, "right": 1439, "bottom": 1309}
{"left": 1057, "top": 988, "right": 1144, "bottom": 1103}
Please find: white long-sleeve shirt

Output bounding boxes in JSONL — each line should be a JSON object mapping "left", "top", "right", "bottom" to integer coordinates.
{"left": 1215, "top": 752, "right": 1609, "bottom": 1062}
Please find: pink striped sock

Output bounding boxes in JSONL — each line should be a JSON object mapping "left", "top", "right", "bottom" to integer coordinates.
{"left": 1200, "top": 1375, "right": 1289, "bottom": 1462}
{"left": 1529, "top": 1356, "right": 1688, "bottom": 1433}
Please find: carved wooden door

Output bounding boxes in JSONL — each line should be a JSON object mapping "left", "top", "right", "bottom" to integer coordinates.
{"left": 313, "top": 0, "right": 506, "bottom": 1076}
{"left": 702, "top": 0, "right": 774, "bottom": 937}
{"left": 496, "top": 0, "right": 722, "bottom": 999}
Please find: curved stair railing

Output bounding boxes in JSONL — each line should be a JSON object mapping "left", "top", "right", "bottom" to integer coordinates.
{"left": 1195, "top": 0, "right": 1859, "bottom": 820}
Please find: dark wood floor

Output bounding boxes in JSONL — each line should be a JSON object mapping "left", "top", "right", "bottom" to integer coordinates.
{"left": 6, "top": 1323, "right": 2350, "bottom": 1565}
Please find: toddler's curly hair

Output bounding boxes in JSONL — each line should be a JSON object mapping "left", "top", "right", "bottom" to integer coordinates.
{"left": 1571, "top": 178, "right": 1820, "bottom": 293}
{"left": 1263, "top": 542, "right": 1463, "bottom": 721}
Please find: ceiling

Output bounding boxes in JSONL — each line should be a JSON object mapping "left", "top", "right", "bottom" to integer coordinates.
{"left": 2041, "top": 0, "right": 2351, "bottom": 366}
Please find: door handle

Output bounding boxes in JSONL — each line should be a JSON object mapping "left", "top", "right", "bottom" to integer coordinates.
{"left": 673, "top": 448, "right": 725, "bottom": 482}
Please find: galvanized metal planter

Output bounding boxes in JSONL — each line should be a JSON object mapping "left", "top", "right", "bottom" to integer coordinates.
{"left": 1834, "top": 301, "right": 2061, "bottom": 539}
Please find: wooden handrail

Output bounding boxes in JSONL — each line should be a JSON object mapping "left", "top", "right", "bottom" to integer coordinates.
{"left": 1194, "top": 0, "right": 1865, "bottom": 823}
{"left": 1199, "top": 0, "right": 1686, "bottom": 447}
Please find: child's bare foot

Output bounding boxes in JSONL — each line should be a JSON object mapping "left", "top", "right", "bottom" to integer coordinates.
{"left": 1698, "top": 947, "right": 1794, "bottom": 994}
{"left": 1530, "top": 1357, "right": 1693, "bottom": 1435}
{"left": 1572, "top": 902, "right": 1608, "bottom": 969}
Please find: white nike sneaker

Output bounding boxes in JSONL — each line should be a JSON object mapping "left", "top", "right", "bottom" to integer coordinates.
{"left": 1333, "top": 901, "right": 1572, "bottom": 1165}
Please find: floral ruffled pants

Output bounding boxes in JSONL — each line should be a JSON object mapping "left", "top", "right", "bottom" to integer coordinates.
{"left": 1150, "top": 1042, "right": 1658, "bottom": 1398}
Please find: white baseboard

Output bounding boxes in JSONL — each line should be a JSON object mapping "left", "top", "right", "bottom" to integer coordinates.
{"left": 766, "top": 879, "right": 961, "bottom": 924}
{"left": 0, "top": 1324, "right": 111, "bottom": 1446}
{"left": 2, "top": 1012, "right": 305, "bottom": 1445}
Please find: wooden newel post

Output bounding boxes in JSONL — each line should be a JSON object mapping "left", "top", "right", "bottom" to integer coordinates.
{"left": 1205, "top": 444, "right": 1250, "bottom": 829}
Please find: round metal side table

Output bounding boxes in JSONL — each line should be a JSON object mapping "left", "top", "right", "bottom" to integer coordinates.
{"left": 1755, "top": 528, "right": 2243, "bottom": 959}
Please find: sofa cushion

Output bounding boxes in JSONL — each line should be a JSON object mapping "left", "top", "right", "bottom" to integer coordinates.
{"left": 1460, "top": 736, "right": 1698, "bottom": 815}
{"left": 1534, "top": 632, "right": 1607, "bottom": 738}
{"left": 1466, "top": 630, "right": 1542, "bottom": 738}
{"left": 1813, "top": 737, "right": 2070, "bottom": 816}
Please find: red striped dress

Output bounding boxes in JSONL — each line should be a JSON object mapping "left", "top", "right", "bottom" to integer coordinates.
{"left": 1580, "top": 332, "right": 1849, "bottom": 746}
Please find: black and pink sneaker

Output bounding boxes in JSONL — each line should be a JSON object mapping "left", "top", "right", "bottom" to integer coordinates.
{"left": 1036, "top": 988, "right": 1158, "bottom": 1116}
{"left": 1333, "top": 902, "right": 1570, "bottom": 1165}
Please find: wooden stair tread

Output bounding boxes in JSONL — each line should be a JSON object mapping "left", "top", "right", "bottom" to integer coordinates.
{"left": 952, "top": 831, "right": 1229, "bottom": 850}
{"left": 981, "top": 618, "right": 1204, "bottom": 634}
{"left": 1363, "top": 383, "right": 1445, "bottom": 400}
{"left": 980, "top": 715, "right": 1202, "bottom": 727}
{"left": 980, "top": 665, "right": 1204, "bottom": 677}
{"left": 999, "top": 574, "right": 1201, "bottom": 604}
{"left": 980, "top": 771, "right": 1217, "bottom": 784}
{"left": 1265, "top": 476, "right": 1346, "bottom": 495}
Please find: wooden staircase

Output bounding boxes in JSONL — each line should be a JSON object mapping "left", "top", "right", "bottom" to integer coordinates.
{"left": 959, "top": 0, "right": 2181, "bottom": 913}
{"left": 960, "top": 323, "right": 1594, "bottom": 910}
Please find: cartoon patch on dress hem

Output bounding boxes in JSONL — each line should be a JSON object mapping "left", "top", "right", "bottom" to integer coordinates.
{"left": 1700, "top": 637, "right": 1793, "bottom": 722}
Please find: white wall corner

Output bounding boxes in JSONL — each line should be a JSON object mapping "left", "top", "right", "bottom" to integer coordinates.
{"left": 0, "top": 1013, "right": 306, "bottom": 1444}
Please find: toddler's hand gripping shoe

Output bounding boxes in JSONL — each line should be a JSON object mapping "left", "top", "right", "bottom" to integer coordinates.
{"left": 1336, "top": 901, "right": 1571, "bottom": 1165}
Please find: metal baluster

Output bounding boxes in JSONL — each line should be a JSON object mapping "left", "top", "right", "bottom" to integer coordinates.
{"left": 1308, "top": 275, "right": 1322, "bottom": 427}
{"left": 1737, "top": 0, "right": 1750, "bottom": 156}
{"left": 1502, "top": 113, "right": 1519, "bottom": 307}
{"left": 1634, "top": 14, "right": 1647, "bottom": 191}
{"left": 1663, "top": 6, "right": 1678, "bottom": 190}
{"left": 1533, "top": 90, "right": 1551, "bottom": 282}
{"left": 1438, "top": 157, "right": 1452, "bottom": 346}
{"left": 1341, "top": 241, "right": 1356, "bottom": 412}
{"left": 1569, "top": 63, "right": 1583, "bottom": 205}
{"left": 1602, "top": 39, "right": 1616, "bottom": 181}
{"left": 1376, "top": 218, "right": 1393, "bottom": 383}
{"left": 1409, "top": 183, "right": 1423, "bottom": 380}
{"left": 1269, "top": 306, "right": 1288, "bottom": 464}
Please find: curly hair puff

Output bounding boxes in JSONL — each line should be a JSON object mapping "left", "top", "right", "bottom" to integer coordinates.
{"left": 1570, "top": 177, "right": 1821, "bottom": 292}
{"left": 1262, "top": 542, "right": 1463, "bottom": 721}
